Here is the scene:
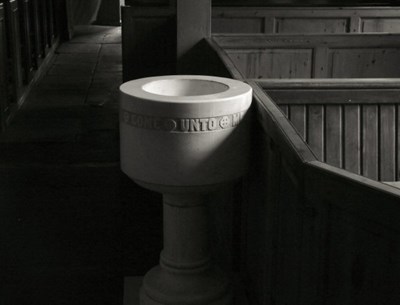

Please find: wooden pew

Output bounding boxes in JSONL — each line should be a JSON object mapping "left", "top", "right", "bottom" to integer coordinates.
{"left": 212, "top": 6, "right": 400, "bottom": 34}
{"left": 201, "top": 36, "right": 400, "bottom": 304}
{"left": 0, "top": 0, "right": 60, "bottom": 130}
{"left": 213, "top": 33, "right": 400, "bottom": 78}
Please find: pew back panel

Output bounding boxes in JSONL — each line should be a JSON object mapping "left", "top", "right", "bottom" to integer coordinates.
{"left": 259, "top": 79, "right": 400, "bottom": 181}
{"left": 212, "top": 7, "right": 400, "bottom": 34}
{"left": 181, "top": 34, "right": 400, "bottom": 305}
{"left": 213, "top": 34, "right": 400, "bottom": 79}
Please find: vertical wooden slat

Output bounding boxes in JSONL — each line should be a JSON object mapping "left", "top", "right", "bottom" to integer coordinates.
{"left": 362, "top": 105, "right": 379, "bottom": 180}
{"left": 6, "top": 0, "right": 24, "bottom": 103}
{"left": 18, "top": 0, "right": 33, "bottom": 83}
{"left": 307, "top": 105, "right": 324, "bottom": 160}
{"left": 46, "top": 0, "right": 55, "bottom": 45}
{"left": 397, "top": 105, "right": 400, "bottom": 181}
{"left": 349, "top": 16, "right": 361, "bottom": 33}
{"left": 312, "top": 47, "right": 329, "bottom": 78}
{"left": 39, "top": 0, "right": 49, "bottom": 54}
{"left": 279, "top": 104, "right": 289, "bottom": 117}
{"left": 30, "top": 0, "right": 43, "bottom": 68}
{"left": 264, "top": 17, "right": 274, "bottom": 33}
{"left": 380, "top": 105, "right": 396, "bottom": 181}
{"left": 344, "top": 105, "right": 361, "bottom": 175}
{"left": 290, "top": 105, "right": 307, "bottom": 140}
{"left": 0, "top": 3, "right": 8, "bottom": 130}
{"left": 177, "top": 0, "right": 211, "bottom": 60}
{"left": 325, "top": 105, "right": 342, "bottom": 168}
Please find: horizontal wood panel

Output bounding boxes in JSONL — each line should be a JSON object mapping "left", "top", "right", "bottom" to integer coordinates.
{"left": 266, "top": 89, "right": 400, "bottom": 105}
{"left": 264, "top": 83, "right": 400, "bottom": 182}
{"left": 328, "top": 48, "right": 400, "bottom": 78}
{"left": 275, "top": 17, "right": 349, "bottom": 34}
{"left": 214, "top": 34, "right": 400, "bottom": 79}
{"left": 227, "top": 49, "right": 313, "bottom": 78}
{"left": 212, "top": 7, "right": 400, "bottom": 34}
{"left": 361, "top": 18, "right": 400, "bottom": 33}
{"left": 212, "top": 17, "right": 265, "bottom": 33}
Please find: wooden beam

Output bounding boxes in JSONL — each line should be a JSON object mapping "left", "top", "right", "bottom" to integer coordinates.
{"left": 177, "top": 0, "right": 210, "bottom": 59}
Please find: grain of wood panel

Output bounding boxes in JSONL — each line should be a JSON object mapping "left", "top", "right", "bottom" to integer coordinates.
{"left": 265, "top": 89, "right": 400, "bottom": 105}
{"left": 312, "top": 47, "right": 329, "bottom": 78}
{"left": 328, "top": 48, "right": 400, "bottom": 78}
{"left": 325, "top": 205, "right": 400, "bottom": 304}
{"left": 307, "top": 105, "right": 324, "bottom": 161}
{"left": 275, "top": 164, "right": 302, "bottom": 305}
{"left": 380, "top": 105, "right": 396, "bottom": 181}
{"left": 343, "top": 105, "right": 361, "bottom": 175}
{"left": 279, "top": 104, "right": 289, "bottom": 117}
{"left": 362, "top": 105, "right": 379, "bottom": 179}
{"left": 227, "top": 49, "right": 313, "bottom": 79}
{"left": 362, "top": 18, "right": 400, "bottom": 33}
{"left": 275, "top": 18, "right": 349, "bottom": 34}
{"left": 289, "top": 105, "right": 307, "bottom": 140}
{"left": 325, "top": 105, "right": 342, "bottom": 168}
{"left": 211, "top": 17, "right": 265, "bottom": 33}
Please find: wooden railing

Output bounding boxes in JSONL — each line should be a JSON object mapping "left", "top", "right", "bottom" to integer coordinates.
{"left": 0, "top": 0, "right": 61, "bottom": 131}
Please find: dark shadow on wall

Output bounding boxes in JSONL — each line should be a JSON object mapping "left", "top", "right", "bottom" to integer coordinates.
{"left": 69, "top": 0, "right": 120, "bottom": 26}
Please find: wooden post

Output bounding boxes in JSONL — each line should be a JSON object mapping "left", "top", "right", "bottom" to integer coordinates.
{"left": 176, "top": 0, "right": 211, "bottom": 60}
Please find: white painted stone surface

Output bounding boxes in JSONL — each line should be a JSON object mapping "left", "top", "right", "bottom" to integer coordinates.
{"left": 120, "top": 75, "right": 252, "bottom": 305}
{"left": 120, "top": 75, "right": 252, "bottom": 188}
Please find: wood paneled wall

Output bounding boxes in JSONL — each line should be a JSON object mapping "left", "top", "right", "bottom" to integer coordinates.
{"left": 212, "top": 7, "right": 400, "bottom": 34}
{"left": 260, "top": 79, "right": 400, "bottom": 181}
{"left": 214, "top": 34, "right": 400, "bottom": 78}
{"left": 0, "top": 0, "right": 60, "bottom": 130}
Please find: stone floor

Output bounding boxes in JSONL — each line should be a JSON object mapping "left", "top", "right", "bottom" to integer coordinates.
{"left": 1, "top": 26, "right": 162, "bottom": 305}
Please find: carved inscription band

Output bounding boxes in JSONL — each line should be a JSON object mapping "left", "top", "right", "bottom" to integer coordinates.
{"left": 121, "top": 109, "right": 245, "bottom": 133}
